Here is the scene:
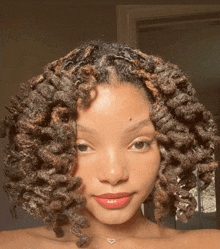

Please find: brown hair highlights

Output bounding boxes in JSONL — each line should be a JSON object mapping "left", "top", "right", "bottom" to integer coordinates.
{"left": 0, "top": 40, "right": 219, "bottom": 248}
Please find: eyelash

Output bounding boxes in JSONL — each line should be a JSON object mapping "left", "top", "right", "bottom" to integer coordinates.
{"left": 129, "top": 140, "right": 153, "bottom": 151}
{"left": 75, "top": 140, "right": 153, "bottom": 153}
{"left": 75, "top": 144, "right": 92, "bottom": 152}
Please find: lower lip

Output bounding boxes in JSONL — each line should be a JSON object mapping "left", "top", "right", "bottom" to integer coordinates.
{"left": 94, "top": 196, "right": 132, "bottom": 209}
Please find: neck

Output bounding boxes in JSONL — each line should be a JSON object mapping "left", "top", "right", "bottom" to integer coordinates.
{"left": 79, "top": 207, "right": 148, "bottom": 239}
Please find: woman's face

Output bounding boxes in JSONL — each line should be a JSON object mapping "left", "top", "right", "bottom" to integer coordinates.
{"left": 74, "top": 81, "right": 160, "bottom": 225}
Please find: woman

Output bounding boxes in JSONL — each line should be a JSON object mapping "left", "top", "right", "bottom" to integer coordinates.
{"left": 0, "top": 40, "right": 219, "bottom": 249}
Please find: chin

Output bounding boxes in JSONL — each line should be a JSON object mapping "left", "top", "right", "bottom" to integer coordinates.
{"left": 82, "top": 193, "right": 145, "bottom": 226}
{"left": 96, "top": 211, "right": 135, "bottom": 225}
{"left": 86, "top": 201, "right": 140, "bottom": 225}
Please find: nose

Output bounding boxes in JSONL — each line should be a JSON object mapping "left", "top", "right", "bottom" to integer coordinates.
{"left": 97, "top": 149, "right": 129, "bottom": 185}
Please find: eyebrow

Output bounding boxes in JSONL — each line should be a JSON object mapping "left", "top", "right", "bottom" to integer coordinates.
{"left": 76, "top": 118, "right": 152, "bottom": 135}
{"left": 76, "top": 123, "right": 98, "bottom": 135}
{"left": 123, "top": 118, "right": 152, "bottom": 134}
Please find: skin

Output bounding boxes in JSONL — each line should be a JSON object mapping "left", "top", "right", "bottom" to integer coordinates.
{"left": 73, "top": 81, "right": 160, "bottom": 238}
{"left": 0, "top": 77, "right": 219, "bottom": 249}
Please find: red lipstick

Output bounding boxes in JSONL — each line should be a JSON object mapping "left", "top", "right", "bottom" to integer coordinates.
{"left": 94, "top": 193, "right": 132, "bottom": 209}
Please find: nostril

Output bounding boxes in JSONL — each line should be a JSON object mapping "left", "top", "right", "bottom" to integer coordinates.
{"left": 100, "top": 176, "right": 129, "bottom": 185}
{"left": 97, "top": 163, "right": 129, "bottom": 185}
{"left": 100, "top": 179, "right": 108, "bottom": 183}
{"left": 123, "top": 176, "right": 129, "bottom": 182}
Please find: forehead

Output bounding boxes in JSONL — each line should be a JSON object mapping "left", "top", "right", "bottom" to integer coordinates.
{"left": 76, "top": 83, "right": 152, "bottom": 130}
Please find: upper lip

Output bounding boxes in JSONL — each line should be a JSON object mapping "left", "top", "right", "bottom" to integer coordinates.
{"left": 95, "top": 192, "right": 131, "bottom": 199}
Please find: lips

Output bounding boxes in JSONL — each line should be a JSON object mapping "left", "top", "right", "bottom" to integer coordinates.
{"left": 95, "top": 192, "right": 130, "bottom": 199}
{"left": 94, "top": 192, "right": 132, "bottom": 209}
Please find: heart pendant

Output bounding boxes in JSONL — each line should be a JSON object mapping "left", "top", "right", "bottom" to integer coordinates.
{"left": 107, "top": 238, "right": 116, "bottom": 244}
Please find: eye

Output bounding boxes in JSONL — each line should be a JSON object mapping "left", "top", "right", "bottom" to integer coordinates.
{"left": 75, "top": 144, "right": 92, "bottom": 152}
{"left": 129, "top": 141, "right": 152, "bottom": 150}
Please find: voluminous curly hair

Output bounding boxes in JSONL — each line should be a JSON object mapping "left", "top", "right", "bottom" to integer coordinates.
{"left": 0, "top": 40, "right": 219, "bottom": 248}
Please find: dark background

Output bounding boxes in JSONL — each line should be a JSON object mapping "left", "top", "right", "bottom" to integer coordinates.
{"left": 1, "top": 0, "right": 220, "bottom": 231}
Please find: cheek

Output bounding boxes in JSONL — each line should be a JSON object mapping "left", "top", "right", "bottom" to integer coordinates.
{"left": 133, "top": 151, "right": 160, "bottom": 185}
{"left": 74, "top": 156, "right": 97, "bottom": 182}
{"left": 133, "top": 164, "right": 159, "bottom": 187}
{"left": 75, "top": 156, "right": 91, "bottom": 174}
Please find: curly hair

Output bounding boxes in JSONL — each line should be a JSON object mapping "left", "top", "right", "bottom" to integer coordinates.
{"left": 0, "top": 40, "right": 219, "bottom": 248}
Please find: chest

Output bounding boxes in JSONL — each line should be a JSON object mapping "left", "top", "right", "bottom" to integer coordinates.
{"left": 15, "top": 233, "right": 213, "bottom": 249}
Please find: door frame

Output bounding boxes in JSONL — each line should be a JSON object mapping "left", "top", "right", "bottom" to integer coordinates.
{"left": 117, "top": 5, "right": 220, "bottom": 47}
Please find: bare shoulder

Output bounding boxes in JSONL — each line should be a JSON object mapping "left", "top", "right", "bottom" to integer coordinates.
{"left": 0, "top": 229, "right": 28, "bottom": 249}
{"left": 186, "top": 229, "right": 219, "bottom": 248}
{"left": 0, "top": 226, "right": 79, "bottom": 249}
{"left": 153, "top": 224, "right": 219, "bottom": 249}
{"left": 0, "top": 227, "right": 49, "bottom": 249}
{"left": 0, "top": 230, "right": 16, "bottom": 248}
{"left": 175, "top": 228, "right": 220, "bottom": 249}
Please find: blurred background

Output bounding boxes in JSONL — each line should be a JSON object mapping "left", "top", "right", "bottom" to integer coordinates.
{"left": 0, "top": 0, "right": 220, "bottom": 232}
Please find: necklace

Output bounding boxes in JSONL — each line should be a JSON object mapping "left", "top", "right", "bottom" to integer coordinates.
{"left": 94, "top": 236, "right": 125, "bottom": 245}
{"left": 107, "top": 238, "right": 116, "bottom": 245}
{"left": 92, "top": 229, "right": 144, "bottom": 245}
{"left": 91, "top": 216, "right": 147, "bottom": 245}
